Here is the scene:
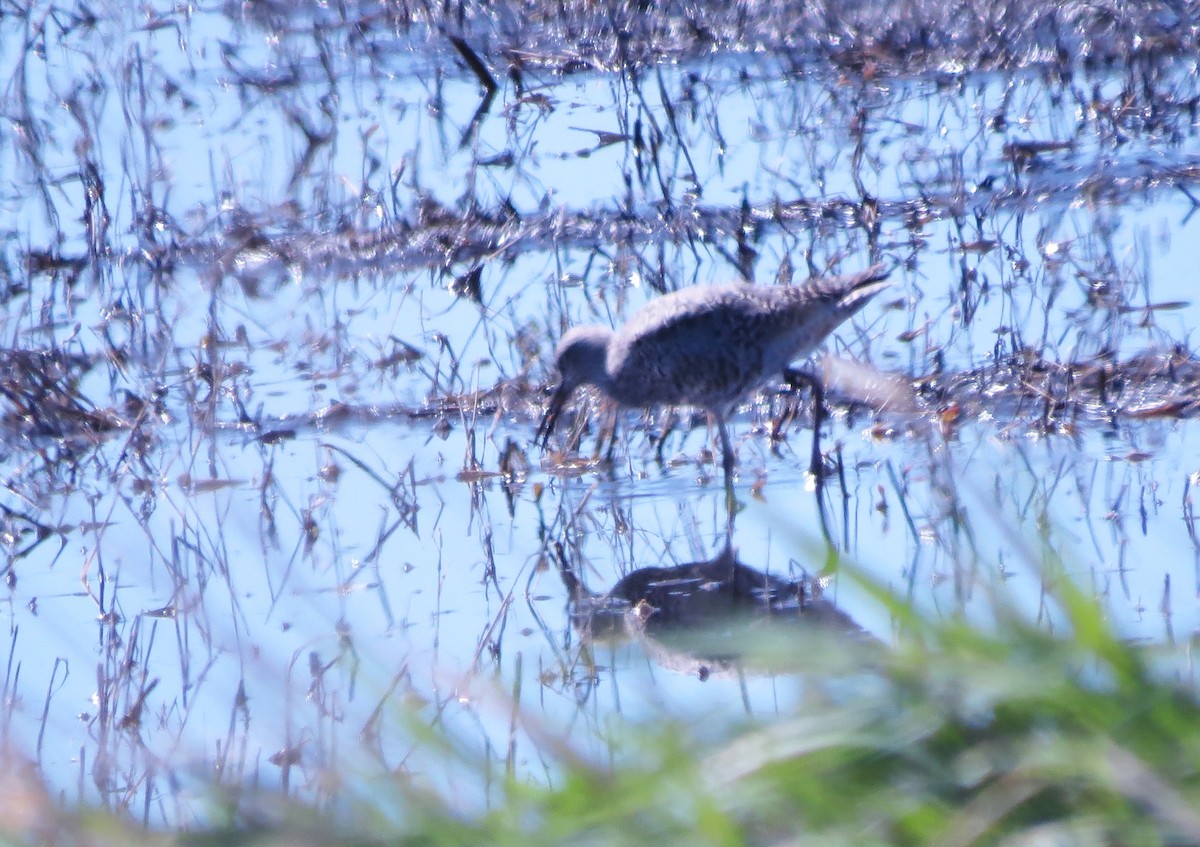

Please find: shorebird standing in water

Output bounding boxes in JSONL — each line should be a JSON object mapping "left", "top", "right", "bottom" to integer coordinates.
{"left": 537, "top": 263, "right": 891, "bottom": 492}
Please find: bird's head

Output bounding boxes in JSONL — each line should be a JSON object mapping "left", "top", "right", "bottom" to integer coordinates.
{"left": 536, "top": 325, "right": 613, "bottom": 448}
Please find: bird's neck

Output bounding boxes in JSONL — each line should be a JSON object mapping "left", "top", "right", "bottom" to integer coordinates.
{"left": 574, "top": 328, "right": 616, "bottom": 390}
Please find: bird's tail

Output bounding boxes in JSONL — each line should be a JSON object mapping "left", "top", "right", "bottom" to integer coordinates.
{"left": 811, "top": 262, "right": 891, "bottom": 309}
{"left": 782, "top": 262, "right": 892, "bottom": 355}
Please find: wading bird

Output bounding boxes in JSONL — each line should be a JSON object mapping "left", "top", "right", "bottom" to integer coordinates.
{"left": 537, "top": 264, "right": 891, "bottom": 492}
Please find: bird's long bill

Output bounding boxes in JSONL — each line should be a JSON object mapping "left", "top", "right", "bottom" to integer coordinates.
{"left": 536, "top": 381, "right": 572, "bottom": 449}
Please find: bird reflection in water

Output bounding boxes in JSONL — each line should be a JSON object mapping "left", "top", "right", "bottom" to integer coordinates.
{"left": 551, "top": 542, "right": 874, "bottom": 681}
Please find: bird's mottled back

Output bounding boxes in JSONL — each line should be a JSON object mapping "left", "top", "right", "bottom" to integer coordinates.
{"left": 600, "top": 264, "right": 890, "bottom": 411}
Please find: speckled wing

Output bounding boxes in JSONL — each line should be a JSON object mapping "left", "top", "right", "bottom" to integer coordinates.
{"left": 602, "top": 265, "right": 889, "bottom": 412}
{"left": 603, "top": 284, "right": 788, "bottom": 411}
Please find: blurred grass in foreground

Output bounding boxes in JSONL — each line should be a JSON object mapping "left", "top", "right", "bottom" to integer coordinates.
{"left": 3, "top": 556, "right": 1199, "bottom": 847}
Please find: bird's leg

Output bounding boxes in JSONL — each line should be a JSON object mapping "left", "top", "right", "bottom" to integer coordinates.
{"left": 783, "top": 368, "right": 826, "bottom": 478}
{"left": 715, "top": 415, "right": 739, "bottom": 517}
{"left": 652, "top": 409, "right": 678, "bottom": 468}
{"left": 715, "top": 415, "right": 736, "bottom": 480}
{"left": 769, "top": 396, "right": 798, "bottom": 454}
{"left": 599, "top": 408, "right": 620, "bottom": 468}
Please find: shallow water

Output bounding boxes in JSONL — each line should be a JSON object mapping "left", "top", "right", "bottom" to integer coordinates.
{"left": 2, "top": 2, "right": 1200, "bottom": 824}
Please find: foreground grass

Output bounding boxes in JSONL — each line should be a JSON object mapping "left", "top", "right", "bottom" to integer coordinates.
{"left": 4, "top": 561, "right": 1199, "bottom": 847}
